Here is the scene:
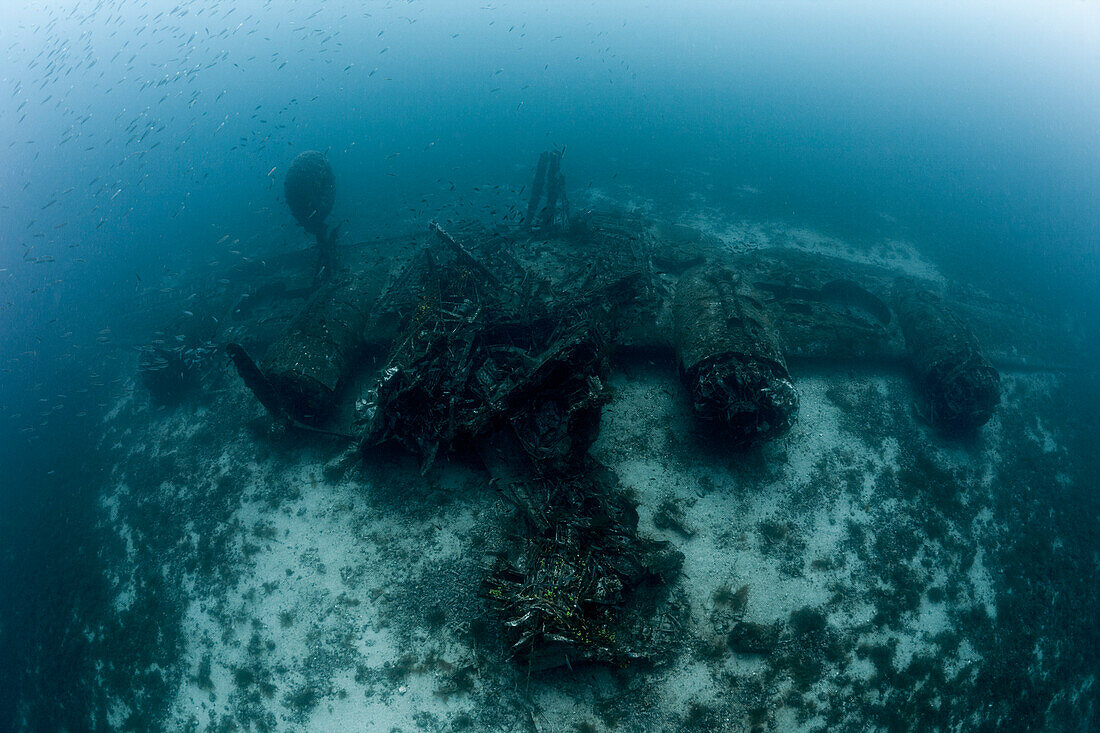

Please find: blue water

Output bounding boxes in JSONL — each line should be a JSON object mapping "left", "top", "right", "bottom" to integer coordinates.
{"left": 1, "top": 1, "right": 1098, "bottom": 729}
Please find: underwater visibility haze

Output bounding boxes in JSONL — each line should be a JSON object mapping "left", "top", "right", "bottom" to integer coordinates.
{"left": 1, "top": 1, "right": 1098, "bottom": 730}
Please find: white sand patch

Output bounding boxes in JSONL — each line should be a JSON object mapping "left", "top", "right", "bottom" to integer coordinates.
{"left": 1027, "top": 417, "right": 1060, "bottom": 454}
{"left": 105, "top": 697, "right": 131, "bottom": 730}
{"left": 671, "top": 208, "right": 944, "bottom": 283}
{"left": 103, "top": 382, "right": 136, "bottom": 423}
{"left": 943, "top": 638, "right": 983, "bottom": 680}
{"left": 579, "top": 188, "right": 946, "bottom": 286}
{"left": 893, "top": 597, "right": 951, "bottom": 670}
{"left": 967, "top": 549, "right": 997, "bottom": 621}
{"left": 100, "top": 487, "right": 138, "bottom": 613}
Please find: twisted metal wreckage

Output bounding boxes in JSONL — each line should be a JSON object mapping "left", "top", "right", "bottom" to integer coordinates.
{"left": 150, "top": 150, "right": 1009, "bottom": 672}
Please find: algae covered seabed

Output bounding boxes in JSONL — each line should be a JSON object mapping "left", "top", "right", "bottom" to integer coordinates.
{"left": 94, "top": 221, "right": 1096, "bottom": 732}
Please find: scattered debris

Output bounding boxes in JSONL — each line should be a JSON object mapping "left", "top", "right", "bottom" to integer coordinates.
{"left": 482, "top": 467, "right": 683, "bottom": 671}
{"left": 362, "top": 222, "right": 609, "bottom": 475}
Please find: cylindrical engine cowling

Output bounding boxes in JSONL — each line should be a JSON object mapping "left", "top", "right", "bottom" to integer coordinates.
{"left": 893, "top": 282, "right": 1000, "bottom": 431}
{"left": 673, "top": 266, "right": 798, "bottom": 445}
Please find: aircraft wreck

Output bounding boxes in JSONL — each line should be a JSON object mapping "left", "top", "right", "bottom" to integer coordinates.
{"left": 151, "top": 151, "right": 1010, "bottom": 672}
